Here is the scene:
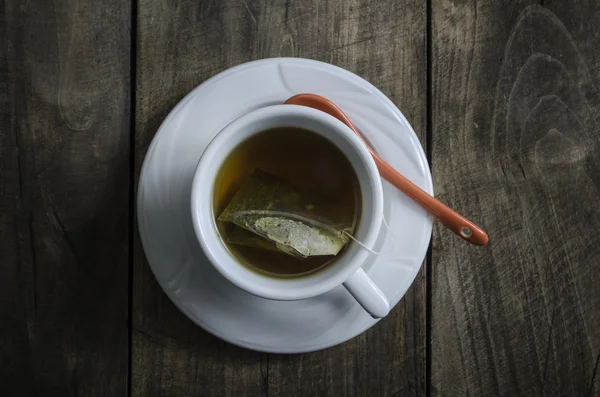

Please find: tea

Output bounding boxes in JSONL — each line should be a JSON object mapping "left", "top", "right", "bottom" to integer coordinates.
{"left": 213, "top": 127, "right": 361, "bottom": 277}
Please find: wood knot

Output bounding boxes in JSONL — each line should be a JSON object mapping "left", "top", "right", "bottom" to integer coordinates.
{"left": 534, "top": 128, "right": 586, "bottom": 165}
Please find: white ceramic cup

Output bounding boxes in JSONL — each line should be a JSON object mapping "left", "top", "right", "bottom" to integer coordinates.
{"left": 190, "top": 105, "right": 390, "bottom": 318}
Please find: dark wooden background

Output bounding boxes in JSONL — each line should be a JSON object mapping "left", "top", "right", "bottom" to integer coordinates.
{"left": 2, "top": 0, "right": 599, "bottom": 396}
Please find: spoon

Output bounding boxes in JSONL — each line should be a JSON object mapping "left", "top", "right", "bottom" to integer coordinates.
{"left": 284, "top": 93, "right": 489, "bottom": 246}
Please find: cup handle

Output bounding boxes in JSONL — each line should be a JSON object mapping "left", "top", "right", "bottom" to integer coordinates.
{"left": 343, "top": 268, "right": 390, "bottom": 318}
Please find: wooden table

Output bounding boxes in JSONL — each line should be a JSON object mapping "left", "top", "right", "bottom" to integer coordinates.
{"left": 2, "top": 0, "right": 599, "bottom": 395}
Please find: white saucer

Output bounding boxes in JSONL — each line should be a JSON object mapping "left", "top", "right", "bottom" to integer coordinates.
{"left": 137, "top": 58, "right": 433, "bottom": 353}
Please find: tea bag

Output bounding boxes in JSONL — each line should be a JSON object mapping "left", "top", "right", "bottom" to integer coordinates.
{"left": 221, "top": 223, "right": 284, "bottom": 253}
{"left": 218, "top": 169, "right": 353, "bottom": 258}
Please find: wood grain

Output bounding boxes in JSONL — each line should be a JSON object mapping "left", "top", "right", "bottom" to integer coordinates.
{"left": 431, "top": 1, "right": 600, "bottom": 395}
{"left": 133, "top": 0, "right": 426, "bottom": 396}
{"left": 0, "top": 0, "right": 130, "bottom": 396}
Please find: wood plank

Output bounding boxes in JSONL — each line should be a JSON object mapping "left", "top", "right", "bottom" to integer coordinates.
{"left": 133, "top": 0, "right": 267, "bottom": 395}
{"left": 264, "top": 1, "right": 427, "bottom": 396}
{"left": 431, "top": 1, "right": 600, "bottom": 395}
{"left": 0, "top": 0, "right": 130, "bottom": 395}
{"left": 134, "top": 0, "right": 426, "bottom": 395}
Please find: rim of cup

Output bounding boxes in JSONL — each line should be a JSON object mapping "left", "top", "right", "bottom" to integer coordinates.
{"left": 190, "top": 105, "right": 384, "bottom": 301}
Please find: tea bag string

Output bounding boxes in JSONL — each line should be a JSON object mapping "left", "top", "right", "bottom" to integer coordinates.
{"left": 343, "top": 217, "right": 406, "bottom": 258}
{"left": 342, "top": 229, "right": 383, "bottom": 255}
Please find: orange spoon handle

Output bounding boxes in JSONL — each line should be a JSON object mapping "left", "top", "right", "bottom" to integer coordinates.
{"left": 284, "top": 93, "right": 489, "bottom": 246}
{"left": 373, "top": 154, "right": 489, "bottom": 246}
